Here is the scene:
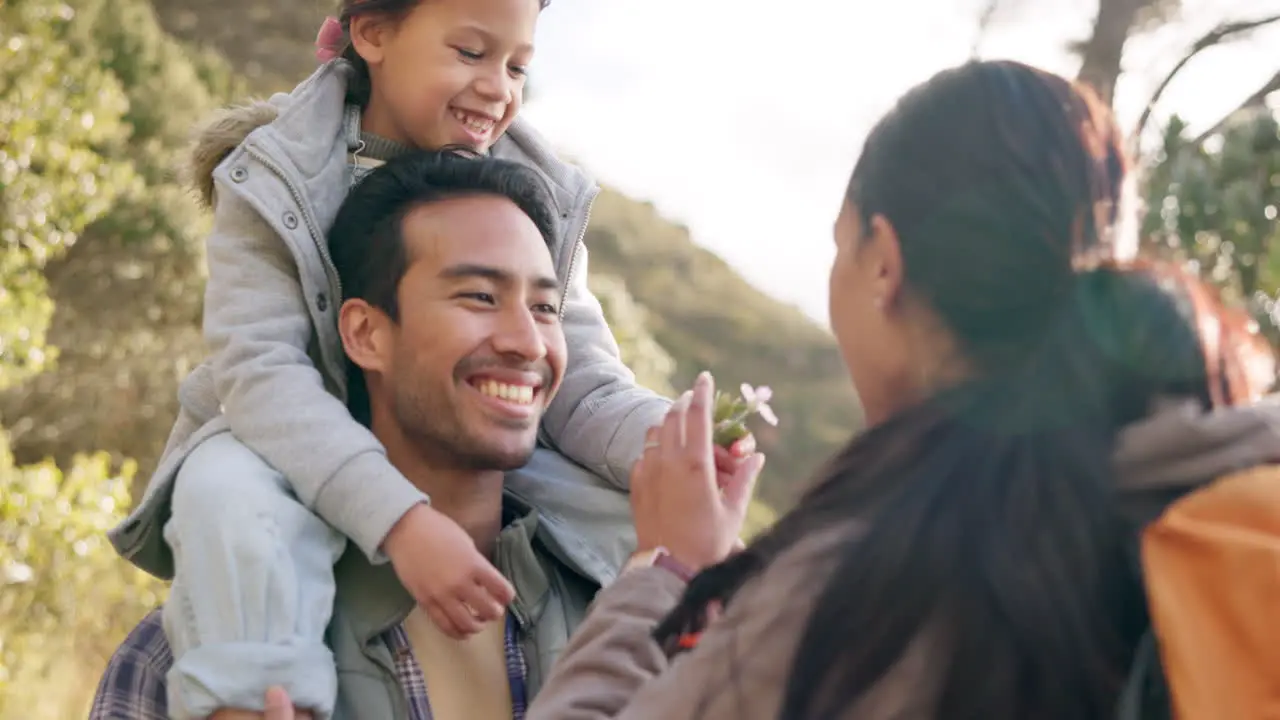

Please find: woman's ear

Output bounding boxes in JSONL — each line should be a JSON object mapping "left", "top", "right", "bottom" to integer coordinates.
{"left": 349, "top": 14, "right": 390, "bottom": 67}
{"left": 865, "top": 213, "right": 905, "bottom": 311}
{"left": 339, "top": 299, "right": 392, "bottom": 375}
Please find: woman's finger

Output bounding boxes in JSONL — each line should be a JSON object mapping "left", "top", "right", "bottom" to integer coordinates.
{"left": 683, "top": 373, "right": 714, "bottom": 462}
{"left": 730, "top": 433, "right": 757, "bottom": 457}
{"left": 660, "top": 390, "right": 691, "bottom": 452}
{"left": 713, "top": 445, "right": 737, "bottom": 478}
{"left": 722, "top": 453, "right": 765, "bottom": 517}
{"left": 642, "top": 425, "right": 660, "bottom": 457}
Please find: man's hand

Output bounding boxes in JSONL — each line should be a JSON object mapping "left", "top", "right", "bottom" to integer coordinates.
{"left": 382, "top": 503, "right": 515, "bottom": 639}
{"left": 209, "top": 688, "right": 309, "bottom": 720}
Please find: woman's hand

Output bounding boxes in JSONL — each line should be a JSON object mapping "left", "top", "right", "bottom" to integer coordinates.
{"left": 631, "top": 372, "right": 766, "bottom": 573}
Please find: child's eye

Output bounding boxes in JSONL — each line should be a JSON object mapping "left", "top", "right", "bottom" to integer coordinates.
{"left": 455, "top": 47, "right": 483, "bottom": 61}
{"left": 508, "top": 64, "right": 528, "bottom": 78}
{"left": 532, "top": 302, "right": 559, "bottom": 317}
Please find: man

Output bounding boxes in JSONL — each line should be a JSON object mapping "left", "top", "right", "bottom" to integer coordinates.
{"left": 90, "top": 151, "right": 629, "bottom": 719}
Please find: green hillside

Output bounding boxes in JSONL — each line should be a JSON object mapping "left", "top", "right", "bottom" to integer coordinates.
{"left": 583, "top": 191, "right": 861, "bottom": 507}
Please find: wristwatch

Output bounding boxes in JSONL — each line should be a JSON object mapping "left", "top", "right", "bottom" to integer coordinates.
{"left": 624, "top": 546, "right": 695, "bottom": 582}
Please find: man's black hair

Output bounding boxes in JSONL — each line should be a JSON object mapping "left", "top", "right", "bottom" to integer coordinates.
{"left": 327, "top": 148, "right": 559, "bottom": 424}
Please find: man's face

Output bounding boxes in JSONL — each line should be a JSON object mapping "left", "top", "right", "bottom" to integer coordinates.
{"left": 364, "top": 194, "right": 566, "bottom": 470}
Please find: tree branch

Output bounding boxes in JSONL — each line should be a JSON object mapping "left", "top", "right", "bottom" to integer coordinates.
{"left": 1076, "top": 0, "right": 1156, "bottom": 106}
{"left": 1131, "top": 12, "right": 1280, "bottom": 146}
{"left": 1190, "top": 68, "right": 1280, "bottom": 146}
{"left": 971, "top": 0, "right": 1001, "bottom": 58}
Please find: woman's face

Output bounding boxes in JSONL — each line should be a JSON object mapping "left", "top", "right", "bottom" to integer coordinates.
{"left": 828, "top": 201, "right": 914, "bottom": 427}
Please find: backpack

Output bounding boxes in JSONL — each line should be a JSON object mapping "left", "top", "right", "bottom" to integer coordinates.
{"left": 1117, "top": 464, "right": 1280, "bottom": 719}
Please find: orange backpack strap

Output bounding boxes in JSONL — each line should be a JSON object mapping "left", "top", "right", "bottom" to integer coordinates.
{"left": 1140, "top": 464, "right": 1280, "bottom": 720}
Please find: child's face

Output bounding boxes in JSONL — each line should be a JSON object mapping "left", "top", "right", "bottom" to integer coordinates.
{"left": 354, "top": 0, "right": 539, "bottom": 152}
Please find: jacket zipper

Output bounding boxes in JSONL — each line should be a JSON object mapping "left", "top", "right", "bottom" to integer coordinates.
{"left": 245, "top": 146, "right": 343, "bottom": 304}
{"left": 559, "top": 188, "right": 598, "bottom": 322}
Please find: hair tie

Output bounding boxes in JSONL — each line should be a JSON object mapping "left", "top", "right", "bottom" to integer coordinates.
{"left": 315, "top": 16, "right": 345, "bottom": 63}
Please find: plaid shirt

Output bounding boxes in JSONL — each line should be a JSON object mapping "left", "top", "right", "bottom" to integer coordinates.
{"left": 88, "top": 609, "right": 529, "bottom": 720}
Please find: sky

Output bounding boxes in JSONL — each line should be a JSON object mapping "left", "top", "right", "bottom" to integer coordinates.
{"left": 519, "top": 0, "right": 1280, "bottom": 326}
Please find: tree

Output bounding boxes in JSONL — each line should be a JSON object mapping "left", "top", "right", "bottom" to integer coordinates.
{"left": 1131, "top": 12, "right": 1280, "bottom": 148}
{"left": 1140, "top": 108, "right": 1280, "bottom": 339}
{"left": 0, "top": 0, "right": 242, "bottom": 494}
{"left": 1073, "top": 0, "right": 1172, "bottom": 105}
{"left": 0, "top": 1, "right": 169, "bottom": 715}
{"left": 0, "top": 0, "right": 137, "bottom": 391}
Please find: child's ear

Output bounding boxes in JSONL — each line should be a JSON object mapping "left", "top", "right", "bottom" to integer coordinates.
{"left": 339, "top": 299, "right": 392, "bottom": 375}
{"left": 349, "top": 14, "right": 390, "bottom": 67}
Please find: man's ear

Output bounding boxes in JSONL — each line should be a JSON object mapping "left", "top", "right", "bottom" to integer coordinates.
{"left": 339, "top": 299, "right": 393, "bottom": 374}
{"left": 349, "top": 14, "right": 391, "bottom": 67}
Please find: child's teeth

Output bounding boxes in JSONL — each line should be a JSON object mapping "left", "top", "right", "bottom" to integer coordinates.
{"left": 454, "top": 109, "right": 493, "bottom": 133}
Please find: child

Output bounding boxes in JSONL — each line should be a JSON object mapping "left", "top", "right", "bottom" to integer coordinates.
{"left": 106, "top": 0, "right": 671, "bottom": 717}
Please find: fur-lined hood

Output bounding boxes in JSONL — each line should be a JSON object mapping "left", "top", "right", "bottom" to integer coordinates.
{"left": 184, "top": 59, "right": 594, "bottom": 217}
{"left": 188, "top": 99, "right": 284, "bottom": 210}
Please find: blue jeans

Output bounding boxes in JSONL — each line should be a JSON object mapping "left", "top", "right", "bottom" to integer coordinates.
{"left": 160, "top": 432, "right": 634, "bottom": 719}
{"left": 163, "top": 432, "right": 346, "bottom": 719}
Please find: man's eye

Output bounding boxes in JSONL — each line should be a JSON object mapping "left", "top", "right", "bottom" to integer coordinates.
{"left": 459, "top": 292, "right": 495, "bottom": 304}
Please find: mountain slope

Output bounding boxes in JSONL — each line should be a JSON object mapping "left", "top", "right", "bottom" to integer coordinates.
{"left": 584, "top": 190, "right": 862, "bottom": 507}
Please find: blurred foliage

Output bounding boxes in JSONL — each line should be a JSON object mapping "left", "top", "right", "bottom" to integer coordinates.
{"left": 591, "top": 272, "right": 778, "bottom": 534}
{"left": 0, "top": 0, "right": 227, "bottom": 714}
{"left": 584, "top": 190, "right": 863, "bottom": 510}
{"left": 0, "top": 0, "right": 243, "bottom": 491}
{"left": 588, "top": 274, "right": 678, "bottom": 398}
{"left": 0, "top": 437, "right": 162, "bottom": 719}
{"left": 0, "top": 0, "right": 137, "bottom": 390}
{"left": 1140, "top": 107, "right": 1280, "bottom": 343}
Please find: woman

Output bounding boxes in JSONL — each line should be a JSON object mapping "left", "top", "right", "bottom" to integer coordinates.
{"left": 524, "top": 59, "right": 1279, "bottom": 719}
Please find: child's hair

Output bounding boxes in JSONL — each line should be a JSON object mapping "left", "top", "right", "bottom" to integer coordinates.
{"left": 334, "top": 0, "right": 553, "bottom": 107}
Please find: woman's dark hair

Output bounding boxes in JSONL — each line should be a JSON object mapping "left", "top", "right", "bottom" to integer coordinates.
{"left": 654, "top": 60, "right": 1274, "bottom": 719}
{"left": 335, "top": 0, "right": 552, "bottom": 107}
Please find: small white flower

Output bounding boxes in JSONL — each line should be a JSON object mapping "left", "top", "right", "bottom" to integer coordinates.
{"left": 757, "top": 402, "right": 779, "bottom": 427}
{"left": 741, "top": 384, "right": 778, "bottom": 426}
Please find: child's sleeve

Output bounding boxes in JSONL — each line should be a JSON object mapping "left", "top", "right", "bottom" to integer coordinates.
{"left": 543, "top": 244, "right": 673, "bottom": 488}
{"left": 200, "top": 186, "right": 424, "bottom": 561}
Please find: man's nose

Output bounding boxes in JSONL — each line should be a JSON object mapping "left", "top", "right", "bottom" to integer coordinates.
{"left": 491, "top": 306, "right": 546, "bottom": 360}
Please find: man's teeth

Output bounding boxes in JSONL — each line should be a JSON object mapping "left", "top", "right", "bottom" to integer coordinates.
{"left": 477, "top": 379, "right": 535, "bottom": 405}
{"left": 452, "top": 109, "right": 494, "bottom": 134}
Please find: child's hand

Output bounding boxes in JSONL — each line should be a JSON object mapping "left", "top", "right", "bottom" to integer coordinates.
{"left": 382, "top": 504, "right": 515, "bottom": 639}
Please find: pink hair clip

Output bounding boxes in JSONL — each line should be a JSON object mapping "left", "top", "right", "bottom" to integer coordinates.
{"left": 315, "top": 16, "right": 345, "bottom": 63}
